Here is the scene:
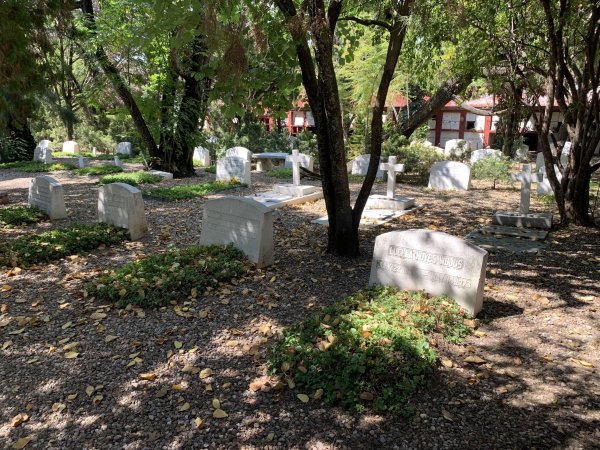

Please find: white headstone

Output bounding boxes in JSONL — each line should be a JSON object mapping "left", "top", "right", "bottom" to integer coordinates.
{"left": 147, "top": 170, "right": 173, "bottom": 180}
{"left": 369, "top": 229, "right": 488, "bottom": 316}
{"left": 351, "top": 154, "right": 384, "bottom": 178}
{"left": 62, "top": 141, "right": 79, "bottom": 154}
{"left": 511, "top": 164, "right": 543, "bottom": 213}
{"left": 444, "top": 139, "right": 471, "bottom": 158}
{"left": 28, "top": 175, "right": 67, "bottom": 220}
{"left": 34, "top": 140, "right": 52, "bottom": 162}
{"left": 114, "top": 156, "right": 122, "bottom": 168}
{"left": 216, "top": 156, "right": 251, "bottom": 186}
{"left": 560, "top": 142, "right": 571, "bottom": 168}
{"left": 78, "top": 156, "right": 86, "bottom": 169}
{"left": 199, "top": 197, "right": 273, "bottom": 268}
{"left": 284, "top": 152, "right": 314, "bottom": 172}
{"left": 193, "top": 146, "right": 211, "bottom": 167}
{"left": 470, "top": 149, "right": 502, "bottom": 164}
{"left": 536, "top": 152, "right": 562, "bottom": 195}
{"left": 225, "top": 146, "right": 252, "bottom": 162}
{"left": 39, "top": 139, "right": 51, "bottom": 149}
{"left": 428, "top": 161, "right": 471, "bottom": 191}
{"left": 98, "top": 183, "right": 148, "bottom": 240}
{"left": 33, "top": 146, "right": 41, "bottom": 162}
{"left": 116, "top": 142, "right": 132, "bottom": 156}
{"left": 92, "top": 147, "right": 97, "bottom": 156}
{"left": 42, "top": 148, "right": 53, "bottom": 164}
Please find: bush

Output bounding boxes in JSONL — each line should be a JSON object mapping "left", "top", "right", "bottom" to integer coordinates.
{"left": 0, "top": 223, "right": 128, "bottom": 267}
{"left": 0, "top": 135, "right": 29, "bottom": 163}
{"left": 471, "top": 156, "right": 513, "bottom": 189}
{"left": 0, "top": 161, "right": 76, "bottom": 172}
{"left": 264, "top": 168, "right": 292, "bottom": 179}
{"left": 72, "top": 165, "right": 123, "bottom": 176}
{"left": 295, "top": 130, "right": 318, "bottom": 158}
{"left": 204, "top": 166, "right": 216, "bottom": 174}
{"left": 267, "top": 287, "right": 472, "bottom": 415}
{"left": 145, "top": 181, "right": 238, "bottom": 200}
{"left": 383, "top": 142, "right": 441, "bottom": 178}
{"left": 0, "top": 207, "right": 46, "bottom": 227}
{"left": 86, "top": 244, "right": 247, "bottom": 308}
{"left": 98, "top": 171, "right": 163, "bottom": 186}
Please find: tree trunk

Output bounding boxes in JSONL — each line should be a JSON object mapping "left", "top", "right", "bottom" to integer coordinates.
{"left": 564, "top": 167, "right": 592, "bottom": 225}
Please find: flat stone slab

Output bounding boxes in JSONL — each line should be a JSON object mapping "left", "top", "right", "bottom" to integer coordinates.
{"left": 273, "top": 184, "right": 319, "bottom": 197}
{"left": 366, "top": 194, "right": 415, "bottom": 211}
{"left": 465, "top": 231, "right": 546, "bottom": 254}
{"left": 148, "top": 170, "right": 174, "bottom": 180}
{"left": 312, "top": 206, "right": 421, "bottom": 229}
{"left": 477, "top": 225, "right": 548, "bottom": 240}
{"left": 246, "top": 190, "right": 323, "bottom": 210}
{"left": 492, "top": 211, "right": 552, "bottom": 229}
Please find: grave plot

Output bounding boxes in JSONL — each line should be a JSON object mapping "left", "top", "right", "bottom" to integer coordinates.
{"left": 28, "top": 175, "right": 67, "bottom": 220}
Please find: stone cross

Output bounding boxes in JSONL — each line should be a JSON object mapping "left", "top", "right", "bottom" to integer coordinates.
{"left": 379, "top": 156, "right": 405, "bottom": 199}
{"left": 511, "top": 164, "right": 543, "bottom": 214}
{"left": 289, "top": 149, "right": 304, "bottom": 187}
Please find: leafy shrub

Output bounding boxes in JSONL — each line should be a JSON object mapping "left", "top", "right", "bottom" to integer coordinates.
{"left": 99, "top": 171, "right": 163, "bottom": 186}
{"left": 295, "top": 130, "right": 318, "bottom": 158}
{"left": 267, "top": 287, "right": 472, "bottom": 415}
{"left": 0, "top": 161, "right": 76, "bottom": 172}
{"left": 73, "top": 165, "right": 123, "bottom": 176}
{"left": 264, "top": 168, "right": 292, "bottom": 178}
{"left": 471, "top": 156, "right": 513, "bottom": 189}
{"left": 0, "top": 224, "right": 127, "bottom": 267}
{"left": 86, "top": 245, "right": 247, "bottom": 308}
{"left": 0, "top": 207, "right": 46, "bottom": 227}
{"left": 145, "top": 181, "right": 238, "bottom": 200}
{"left": 383, "top": 142, "right": 442, "bottom": 178}
{"left": 0, "top": 135, "right": 29, "bottom": 163}
{"left": 204, "top": 166, "right": 216, "bottom": 174}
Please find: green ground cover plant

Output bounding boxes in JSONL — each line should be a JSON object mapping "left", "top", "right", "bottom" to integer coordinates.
{"left": 145, "top": 181, "right": 238, "bottom": 200}
{"left": 267, "top": 287, "right": 472, "bottom": 416}
{"left": 0, "top": 223, "right": 127, "bottom": 267}
{"left": 0, "top": 206, "right": 46, "bottom": 227}
{"left": 265, "top": 168, "right": 292, "bottom": 178}
{"left": 72, "top": 165, "right": 123, "bottom": 176}
{"left": 98, "top": 171, "right": 162, "bottom": 186}
{"left": 203, "top": 166, "right": 216, "bottom": 174}
{"left": 86, "top": 245, "right": 247, "bottom": 308}
{"left": 0, "top": 161, "right": 76, "bottom": 172}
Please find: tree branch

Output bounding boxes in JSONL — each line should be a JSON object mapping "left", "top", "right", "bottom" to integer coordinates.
{"left": 338, "top": 16, "right": 391, "bottom": 31}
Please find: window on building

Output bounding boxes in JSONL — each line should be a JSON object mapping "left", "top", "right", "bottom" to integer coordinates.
{"left": 466, "top": 120, "right": 476, "bottom": 130}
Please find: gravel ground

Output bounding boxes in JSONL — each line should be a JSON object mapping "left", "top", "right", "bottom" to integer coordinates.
{"left": 0, "top": 164, "right": 599, "bottom": 450}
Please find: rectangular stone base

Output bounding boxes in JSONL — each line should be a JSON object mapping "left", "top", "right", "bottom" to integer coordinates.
{"left": 246, "top": 190, "right": 323, "bottom": 210}
{"left": 313, "top": 205, "right": 421, "bottom": 229}
{"left": 273, "top": 184, "right": 319, "bottom": 197}
{"left": 148, "top": 170, "right": 174, "bottom": 180}
{"left": 366, "top": 194, "right": 415, "bottom": 211}
{"left": 492, "top": 211, "right": 552, "bottom": 229}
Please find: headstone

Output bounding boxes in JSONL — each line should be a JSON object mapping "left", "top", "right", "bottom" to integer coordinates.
{"left": 273, "top": 150, "right": 318, "bottom": 197}
{"left": 39, "top": 139, "right": 51, "bottom": 149}
{"left": 225, "top": 146, "right": 252, "bottom": 162}
{"left": 116, "top": 142, "right": 132, "bottom": 156}
{"left": 444, "top": 139, "right": 471, "bottom": 158}
{"left": 470, "top": 149, "right": 502, "bottom": 164}
{"left": 27, "top": 175, "right": 67, "bottom": 220}
{"left": 284, "top": 152, "right": 314, "bottom": 172}
{"left": 62, "top": 141, "right": 79, "bottom": 154}
{"left": 98, "top": 183, "right": 148, "bottom": 240}
{"left": 351, "top": 154, "right": 384, "bottom": 178}
{"left": 42, "top": 148, "right": 53, "bottom": 164}
{"left": 199, "top": 197, "right": 273, "bottom": 268}
{"left": 33, "top": 140, "right": 51, "bottom": 162}
{"left": 369, "top": 229, "right": 488, "bottom": 316}
{"left": 92, "top": 147, "right": 97, "bottom": 156}
{"left": 366, "top": 156, "right": 415, "bottom": 210}
{"left": 114, "top": 156, "right": 122, "bottom": 168}
{"left": 428, "top": 161, "right": 471, "bottom": 191}
{"left": 536, "top": 152, "right": 562, "bottom": 195}
{"left": 560, "top": 142, "right": 571, "bottom": 168}
{"left": 33, "top": 146, "right": 41, "bottom": 162}
{"left": 193, "top": 146, "right": 211, "bottom": 167}
{"left": 78, "top": 156, "right": 87, "bottom": 169}
{"left": 148, "top": 170, "right": 173, "bottom": 180}
{"left": 216, "top": 156, "right": 251, "bottom": 186}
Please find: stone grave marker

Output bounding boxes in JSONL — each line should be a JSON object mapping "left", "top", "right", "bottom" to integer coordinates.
{"left": 193, "top": 146, "right": 211, "bottom": 167}
{"left": 284, "top": 152, "right": 314, "bottom": 172}
{"left": 148, "top": 170, "right": 173, "bottom": 180}
{"left": 199, "top": 197, "right": 273, "bottom": 268}
{"left": 536, "top": 152, "right": 562, "bottom": 195}
{"left": 28, "top": 175, "right": 67, "bottom": 219}
{"left": 216, "top": 156, "right": 251, "bottom": 186}
{"left": 114, "top": 156, "right": 123, "bottom": 168}
{"left": 470, "top": 149, "right": 502, "bottom": 164}
{"left": 98, "top": 183, "right": 148, "bottom": 240}
{"left": 225, "top": 146, "right": 252, "bottom": 162}
{"left": 366, "top": 156, "right": 415, "bottom": 210}
{"left": 62, "top": 141, "right": 79, "bottom": 153}
{"left": 428, "top": 161, "right": 471, "bottom": 191}
{"left": 369, "top": 229, "right": 488, "bottom": 316}
{"left": 92, "top": 147, "right": 97, "bottom": 156}
{"left": 116, "top": 142, "right": 132, "bottom": 156}
{"left": 560, "top": 142, "right": 571, "bottom": 168}
{"left": 41, "top": 148, "right": 53, "bottom": 164}
{"left": 351, "top": 154, "right": 384, "bottom": 179}
{"left": 444, "top": 139, "right": 471, "bottom": 158}
{"left": 78, "top": 156, "right": 87, "bottom": 169}
{"left": 273, "top": 150, "right": 318, "bottom": 197}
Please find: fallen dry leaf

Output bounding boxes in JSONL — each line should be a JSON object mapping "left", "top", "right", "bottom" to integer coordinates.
{"left": 297, "top": 394, "right": 309, "bottom": 403}
{"left": 442, "top": 409, "right": 455, "bottom": 422}
{"left": 212, "top": 409, "right": 228, "bottom": 418}
{"left": 359, "top": 392, "right": 374, "bottom": 401}
{"left": 194, "top": 417, "right": 204, "bottom": 429}
{"left": 140, "top": 373, "right": 157, "bottom": 381}
{"left": 464, "top": 355, "right": 486, "bottom": 364}
{"left": 178, "top": 402, "right": 190, "bottom": 412}
{"left": 11, "top": 413, "right": 29, "bottom": 427}
{"left": 199, "top": 368, "right": 213, "bottom": 379}
{"left": 14, "top": 435, "right": 33, "bottom": 449}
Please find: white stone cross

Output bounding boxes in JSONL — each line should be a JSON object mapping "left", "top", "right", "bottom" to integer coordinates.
{"left": 379, "top": 156, "right": 405, "bottom": 199}
{"left": 289, "top": 149, "right": 304, "bottom": 187}
{"left": 511, "top": 164, "right": 543, "bottom": 214}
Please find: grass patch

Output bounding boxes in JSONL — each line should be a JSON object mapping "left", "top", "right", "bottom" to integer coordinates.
{"left": 0, "top": 161, "right": 76, "bottom": 172}
{"left": 86, "top": 244, "right": 247, "bottom": 308}
{"left": 99, "top": 171, "right": 163, "bottom": 186}
{"left": 145, "top": 181, "right": 239, "bottom": 200}
{"left": 267, "top": 287, "right": 472, "bottom": 416}
{"left": 203, "top": 165, "right": 216, "bottom": 174}
{"left": 265, "top": 168, "right": 292, "bottom": 178}
{"left": 0, "top": 223, "right": 128, "bottom": 267}
{"left": 0, "top": 207, "right": 46, "bottom": 227}
{"left": 72, "top": 165, "right": 123, "bottom": 176}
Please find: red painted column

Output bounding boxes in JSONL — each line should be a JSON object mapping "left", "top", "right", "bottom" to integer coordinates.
{"left": 458, "top": 111, "right": 467, "bottom": 139}
{"left": 483, "top": 116, "right": 492, "bottom": 147}
{"left": 287, "top": 110, "right": 293, "bottom": 135}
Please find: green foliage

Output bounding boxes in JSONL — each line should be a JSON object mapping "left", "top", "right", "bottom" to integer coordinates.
{"left": 267, "top": 287, "right": 472, "bottom": 414}
{"left": 203, "top": 165, "right": 216, "bottom": 174}
{"left": 98, "top": 171, "right": 163, "bottom": 186}
{"left": 0, "top": 206, "right": 46, "bottom": 227}
{"left": 383, "top": 140, "right": 441, "bottom": 178}
{"left": 295, "top": 130, "right": 317, "bottom": 158}
{"left": 472, "top": 156, "right": 513, "bottom": 189}
{"left": 0, "top": 224, "right": 127, "bottom": 267}
{"left": 0, "top": 135, "right": 29, "bottom": 162}
{"left": 86, "top": 244, "right": 247, "bottom": 308}
{"left": 0, "top": 161, "right": 76, "bottom": 172}
{"left": 72, "top": 165, "right": 123, "bottom": 176}
{"left": 264, "top": 168, "right": 292, "bottom": 179}
{"left": 145, "top": 181, "right": 239, "bottom": 200}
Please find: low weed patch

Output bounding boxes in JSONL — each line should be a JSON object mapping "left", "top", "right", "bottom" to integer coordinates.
{"left": 0, "top": 161, "right": 76, "bottom": 172}
{"left": 99, "top": 171, "right": 162, "bottom": 186}
{"left": 0, "top": 206, "right": 46, "bottom": 227}
{"left": 145, "top": 181, "right": 239, "bottom": 200}
{"left": 73, "top": 165, "right": 123, "bottom": 176}
{"left": 86, "top": 245, "right": 247, "bottom": 308}
{"left": 203, "top": 166, "right": 216, "bottom": 174}
{"left": 265, "top": 168, "right": 292, "bottom": 178}
{"left": 267, "top": 287, "right": 472, "bottom": 416}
